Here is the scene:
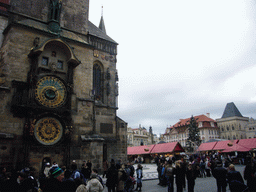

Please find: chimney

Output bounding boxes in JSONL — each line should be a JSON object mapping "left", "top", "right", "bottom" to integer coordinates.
{"left": 206, "top": 113, "right": 210, "bottom": 118}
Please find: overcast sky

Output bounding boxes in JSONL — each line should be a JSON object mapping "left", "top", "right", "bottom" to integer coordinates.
{"left": 89, "top": 0, "right": 256, "bottom": 136}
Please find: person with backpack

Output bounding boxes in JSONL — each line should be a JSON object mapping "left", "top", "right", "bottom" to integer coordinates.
{"left": 71, "top": 162, "right": 86, "bottom": 187}
{"left": 164, "top": 160, "right": 174, "bottom": 192}
{"left": 135, "top": 164, "right": 143, "bottom": 191}
{"left": 124, "top": 163, "right": 134, "bottom": 192}
{"left": 160, "top": 161, "right": 167, "bottom": 187}
{"left": 71, "top": 162, "right": 81, "bottom": 181}
{"left": 92, "top": 169, "right": 104, "bottom": 188}
{"left": 86, "top": 173, "right": 104, "bottom": 192}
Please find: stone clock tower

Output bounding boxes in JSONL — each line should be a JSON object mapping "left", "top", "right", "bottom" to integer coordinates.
{"left": 0, "top": 0, "right": 127, "bottom": 173}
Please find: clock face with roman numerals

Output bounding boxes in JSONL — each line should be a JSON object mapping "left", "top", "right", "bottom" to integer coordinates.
{"left": 35, "top": 76, "right": 67, "bottom": 108}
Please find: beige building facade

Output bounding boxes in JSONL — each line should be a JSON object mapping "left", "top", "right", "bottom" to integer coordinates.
{"left": 127, "top": 125, "right": 157, "bottom": 147}
{"left": 245, "top": 118, "right": 256, "bottom": 139}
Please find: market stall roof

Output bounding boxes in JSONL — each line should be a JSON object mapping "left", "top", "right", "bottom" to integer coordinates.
{"left": 237, "top": 138, "right": 256, "bottom": 149}
{"left": 127, "top": 145, "right": 155, "bottom": 155}
{"left": 150, "top": 142, "right": 184, "bottom": 154}
{"left": 212, "top": 140, "right": 239, "bottom": 151}
{"left": 221, "top": 143, "right": 251, "bottom": 153}
{"left": 197, "top": 141, "right": 217, "bottom": 151}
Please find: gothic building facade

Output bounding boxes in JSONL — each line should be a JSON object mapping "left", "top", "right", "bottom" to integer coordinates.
{"left": 216, "top": 102, "right": 249, "bottom": 140}
{"left": 0, "top": 0, "right": 127, "bottom": 173}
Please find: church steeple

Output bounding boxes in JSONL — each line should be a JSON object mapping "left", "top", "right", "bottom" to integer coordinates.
{"left": 99, "top": 6, "right": 106, "bottom": 34}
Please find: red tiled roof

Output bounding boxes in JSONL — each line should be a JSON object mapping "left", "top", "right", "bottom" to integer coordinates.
{"left": 150, "top": 142, "right": 184, "bottom": 154}
{"left": 127, "top": 145, "right": 155, "bottom": 155}
{"left": 237, "top": 138, "right": 256, "bottom": 149}
{"left": 173, "top": 114, "right": 216, "bottom": 127}
{"left": 212, "top": 140, "right": 238, "bottom": 151}
{"left": 197, "top": 142, "right": 217, "bottom": 151}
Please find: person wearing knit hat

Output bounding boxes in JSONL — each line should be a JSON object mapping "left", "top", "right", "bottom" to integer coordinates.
{"left": 50, "top": 167, "right": 64, "bottom": 180}
{"left": 41, "top": 167, "right": 65, "bottom": 192}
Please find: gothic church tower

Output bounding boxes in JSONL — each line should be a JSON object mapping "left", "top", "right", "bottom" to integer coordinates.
{"left": 0, "top": 0, "right": 127, "bottom": 173}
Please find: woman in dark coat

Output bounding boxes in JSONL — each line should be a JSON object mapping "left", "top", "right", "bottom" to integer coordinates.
{"left": 174, "top": 160, "right": 186, "bottom": 192}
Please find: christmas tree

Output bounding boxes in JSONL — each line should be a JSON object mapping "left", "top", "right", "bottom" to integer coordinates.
{"left": 186, "top": 115, "right": 201, "bottom": 152}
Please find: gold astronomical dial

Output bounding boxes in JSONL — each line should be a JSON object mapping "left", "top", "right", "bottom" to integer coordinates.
{"left": 35, "top": 76, "right": 67, "bottom": 108}
{"left": 34, "top": 117, "right": 63, "bottom": 145}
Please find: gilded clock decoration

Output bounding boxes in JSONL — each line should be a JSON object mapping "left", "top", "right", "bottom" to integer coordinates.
{"left": 35, "top": 76, "right": 67, "bottom": 108}
{"left": 34, "top": 117, "right": 63, "bottom": 145}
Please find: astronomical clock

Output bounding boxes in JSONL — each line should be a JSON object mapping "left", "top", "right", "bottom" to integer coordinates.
{"left": 12, "top": 38, "right": 81, "bottom": 146}
{"left": 34, "top": 76, "right": 67, "bottom": 108}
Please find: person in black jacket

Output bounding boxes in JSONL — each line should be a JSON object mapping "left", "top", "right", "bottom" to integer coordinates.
{"left": 186, "top": 162, "right": 198, "bottom": 192}
{"left": 244, "top": 158, "right": 256, "bottom": 192}
{"left": 227, "top": 164, "right": 247, "bottom": 192}
{"left": 62, "top": 169, "right": 77, "bottom": 192}
{"left": 174, "top": 160, "right": 186, "bottom": 192}
{"left": 41, "top": 166, "right": 65, "bottom": 192}
{"left": 212, "top": 161, "right": 227, "bottom": 192}
{"left": 106, "top": 159, "right": 118, "bottom": 192}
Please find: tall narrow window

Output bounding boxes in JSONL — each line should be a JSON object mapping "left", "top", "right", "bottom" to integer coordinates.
{"left": 93, "top": 64, "right": 103, "bottom": 102}
{"left": 42, "top": 57, "right": 49, "bottom": 66}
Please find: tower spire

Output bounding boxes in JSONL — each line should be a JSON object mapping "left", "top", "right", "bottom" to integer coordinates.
{"left": 99, "top": 5, "right": 106, "bottom": 34}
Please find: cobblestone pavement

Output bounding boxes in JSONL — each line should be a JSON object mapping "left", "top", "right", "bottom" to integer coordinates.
{"left": 101, "top": 164, "right": 246, "bottom": 192}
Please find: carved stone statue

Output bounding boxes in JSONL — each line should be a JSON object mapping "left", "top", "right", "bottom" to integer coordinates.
{"left": 49, "top": 0, "right": 62, "bottom": 22}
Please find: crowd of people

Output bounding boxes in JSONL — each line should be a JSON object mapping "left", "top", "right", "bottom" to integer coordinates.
{"left": 0, "top": 153, "right": 256, "bottom": 192}
{"left": 0, "top": 159, "right": 143, "bottom": 192}
{"left": 0, "top": 159, "right": 101, "bottom": 192}
{"left": 155, "top": 153, "right": 256, "bottom": 192}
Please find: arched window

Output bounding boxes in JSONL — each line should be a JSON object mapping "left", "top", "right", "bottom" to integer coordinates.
{"left": 93, "top": 63, "right": 103, "bottom": 102}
